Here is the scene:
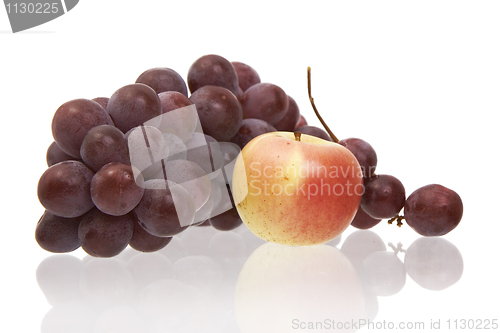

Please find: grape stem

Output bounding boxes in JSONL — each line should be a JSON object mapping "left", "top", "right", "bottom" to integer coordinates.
{"left": 388, "top": 215, "right": 405, "bottom": 227}
{"left": 307, "top": 67, "right": 339, "bottom": 143}
{"left": 388, "top": 242, "right": 406, "bottom": 254}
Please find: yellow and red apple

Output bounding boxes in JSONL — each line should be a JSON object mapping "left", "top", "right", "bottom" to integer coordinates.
{"left": 232, "top": 131, "right": 363, "bottom": 246}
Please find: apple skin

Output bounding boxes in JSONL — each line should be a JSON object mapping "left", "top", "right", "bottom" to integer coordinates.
{"left": 232, "top": 131, "right": 363, "bottom": 246}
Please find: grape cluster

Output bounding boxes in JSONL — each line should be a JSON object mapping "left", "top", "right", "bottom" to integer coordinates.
{"left": 336, "top": 123, "right": 463, "bottom": 236}
{"left": 36, "top": 54, "right": 312, "bottom": 258}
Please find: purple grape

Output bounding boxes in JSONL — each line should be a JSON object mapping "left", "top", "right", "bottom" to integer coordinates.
{"left": 231, "top": 61, "right": 261, "bottom": 92}
{"left": 273, "top": 95, "right": 300, "bottom": 132}
{"left": 46, "top": 141, "right": 80, "bottom": 167}
{"left": 133, "top": 180, "right": 195, "bottom": 237}
{"left": 37, "top": 161, "right": 95, "bottom": 218}
{"left": 90, "top": 162, "right": 144, "bottom": 216}
{"left": 136, "top": 67, "right": 188, "bottom": 96}
{"left": 189, "top": 85, "right": 243, "bottom": 142}
{"left": 350, "top": 205, "right": 382, "bottom": 229}
{"left": 209, "top": 207, "right": 243, "bottom": 231}
{"left": 107, "top": 83, "right": 162, "bottom": 133}
{"left": 92, "top": 97, "right": 109, "bottom": 109}
{"left": 404, "top": 184, "right": 463, "bottom": 236}
{"left": 295, "top": 114, "right": 307, "bottom": 129}
{"left": 295, "top": 125, "right": 332, "bottom": 141}
{"left": 240, "top": 82, "right": 289, "bottom": 126}
{"left": 187, "top": 54, "right": 239, "bottom": 95}
{"left": 231, "top": 118, "right": 277, "bottom": 149}
{"left": 78, "top": 208, "right": 134, "bottom": 258}
{"left": 158, "top": 91, "right": 192, "bottom": 113}
{"left": 361, "top": 175, "right": 406, "bottom": 219}
{"left": 80, "top": 125, "right": 130, "bottom": 172}
{"left": 338, "top": 138, "right": 377, "bottom": 179}
{"left": 51, "top": 98, "right": 114, "bottom": 158}
{"left": 35, "top": 210, "right": 82, "bottom": 253}
{"left": 129, "top": 214, "right": 172, "bottom": 253}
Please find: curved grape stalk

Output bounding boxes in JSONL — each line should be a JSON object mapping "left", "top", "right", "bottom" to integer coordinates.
{"left": 128, "top": 104, "right": 241, "bottom": 227}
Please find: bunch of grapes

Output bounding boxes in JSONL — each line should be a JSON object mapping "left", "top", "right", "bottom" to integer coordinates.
{"left": 304, "top": 68, "right": 464, "bottom": 236}
{"left": 36, "top": 54, "right": 315, "bottom": 258}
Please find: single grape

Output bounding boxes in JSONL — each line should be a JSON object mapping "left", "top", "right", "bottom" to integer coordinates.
{"left": 92, "top": 97, "right": 109, "bottom": 109}
{"left": 350, "top": 205, "right": 382, "bottom": 229}
{"left": 157, "top": 92, "right": 197, "bottom": 142}
{"left": 51, "top": 98, "right": 114, "bottom": 158}
{"left": 295, "top": 125, "right": 332, "bottom": 141}
{"left": 338, "top": 138, "right": 377, "bottom": 179}
{"left": 273, "top": 95, "right": 301, "bottom": 132}
{"left": 46, "top": 141, "right": 80, "bottom": 167}
{"left": 135, "top": 67, "right": 188, "bottom": 96}
{"left": 231, "top": 61, "right": 261, "bottom": 92}
{"left": 187, "top": 54, "right": 239, "bottom": 95}
{"left": 230, "top": 118, "right": 277, "bottom": 149}
{"left": 129, "top": 213, "right": 172, "bottom": 252}
{"left": 158, "top": 91, "right": 192, "bottom": 113}
{"left": 189, "top": 85, "right": 243, "bottom": 142}
{"left": 78, "top": 208, "right": 134, "bottom": 258}
{"left": 107, "top": 83, "right": 162, "bottom": 133}
{"left": 361, "top": 174, "right": 406, "bottom": 219}
{"left": 90, "top": 162, "right": 145, "bottom": 216}
{"left": 404, "top": 184, "right": 463, "bottom": 236}
{"left": 209, "top": 207, "right": 243, "bottom": 231}
{"left": 35, "top": 210, "right": 82, "bottom": 253}
{"left": 80, "top": 124, "right": 130, "bottom": 172}
{"left": 295, "top": 114, "right": 307, "bottom": 129}
{"left": 133, "top": 179, "right": 195, "bottom": 237}
{"left": 37, "top": 161, "right": 95, "bottom": 218}
{"left": 239, "top": 82, "right": 289, "bottom": 126}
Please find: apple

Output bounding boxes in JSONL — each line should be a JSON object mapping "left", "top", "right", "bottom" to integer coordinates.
{"left": 232, "top": 131, "right": 363, "bottom": 246}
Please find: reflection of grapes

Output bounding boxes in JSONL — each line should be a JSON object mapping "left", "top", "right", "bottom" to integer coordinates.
{"left": 360, "top": 251, "right": 406, "bottom": 297}
{"left": 404, "top": 184, "right": 463, "bottom": 236}
{"left": 404, "top": 237, "right": 463, "bottom": 291}
{"left": 209, "top": 207, "right": 243, "bottom": 231}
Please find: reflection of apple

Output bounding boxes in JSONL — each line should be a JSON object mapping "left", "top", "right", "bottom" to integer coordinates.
{"left": 234, "top": 243, "right": 364, "bottom": 333}
{"left": 232, "top": 131, "right": 363, "bottom": 245}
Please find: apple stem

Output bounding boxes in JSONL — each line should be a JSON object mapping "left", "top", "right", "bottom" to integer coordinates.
{"left": 294, "top": 131, "right": 302, "bottom": 141}
{"left": 307, "top": 67, "right": 339, "bottom": 143}
{"left": 388, "top": 215, "right": 405, "bottom": 227}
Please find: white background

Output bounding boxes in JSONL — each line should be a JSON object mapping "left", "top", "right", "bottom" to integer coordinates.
{"left": 1, "top": 1, "right": 499, "bottom": 332}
